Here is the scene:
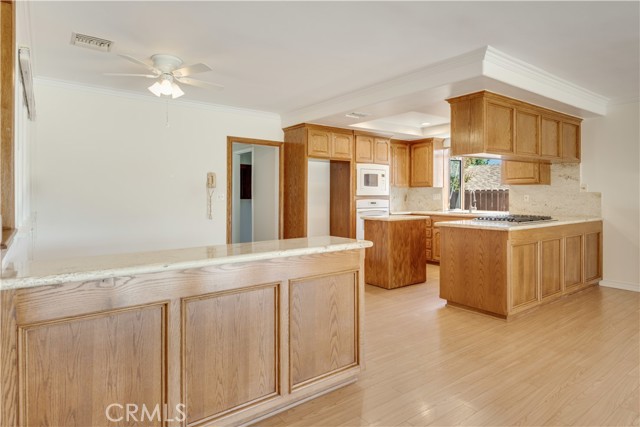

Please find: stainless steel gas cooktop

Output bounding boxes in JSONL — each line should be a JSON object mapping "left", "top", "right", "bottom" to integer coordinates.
{"left": 476, "top": 214, "right": 554, "bottom": 223}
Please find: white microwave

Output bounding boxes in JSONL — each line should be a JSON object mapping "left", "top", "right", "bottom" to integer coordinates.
{"left": 356, "top": 163, "right": 390, "bottom": 196}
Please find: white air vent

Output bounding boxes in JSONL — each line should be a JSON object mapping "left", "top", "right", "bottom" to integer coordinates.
{"left": 70, "top": 32, "right": 113, "bottom": 52}
{"left": 345, "top": 112, "right": 370, "bottom": 119}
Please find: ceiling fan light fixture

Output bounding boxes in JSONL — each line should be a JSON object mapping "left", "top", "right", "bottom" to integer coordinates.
{"left": 148, "top": 81, "right": 163, "bottom": 97}
{"left": 171, "top": 82, "right": 185, "bottom": 99}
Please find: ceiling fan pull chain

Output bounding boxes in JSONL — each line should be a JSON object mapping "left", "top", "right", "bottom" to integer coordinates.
{"left": 166, "top": 99, "right": 170, "bottom": 128}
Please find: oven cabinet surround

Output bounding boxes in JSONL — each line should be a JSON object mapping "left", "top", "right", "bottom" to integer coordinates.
{"left": 439, "top": 219, "right": 602, "bottom": 319}
{"left": 0, "top": 237, "right": 370, "bottom": 427}
{"left": 447, "top": 91, "right": 582, "bottom": 163}
{"left": 283, "top": 123, "right": 355, "bottom": 240}
{"left": 363, "top": 216, "right": 427, "bottom": 289}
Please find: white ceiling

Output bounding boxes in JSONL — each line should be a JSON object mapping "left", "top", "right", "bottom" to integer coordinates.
{"left": 22, "top": 1, "right": 639, "bottom": 138}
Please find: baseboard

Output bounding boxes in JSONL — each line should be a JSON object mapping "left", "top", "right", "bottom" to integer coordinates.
{"left": 599, "top": 280, "right": 640, "bottom": 293}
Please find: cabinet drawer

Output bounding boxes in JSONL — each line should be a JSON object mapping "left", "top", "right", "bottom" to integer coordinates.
{"left": 426, "top": 228, "right": 432, "bottom": 238}
{"left": 426, "top": 239, "right": 432, "bottom": 249}
{"left": 426, "top": 249, "right": 432, "bottom": 260}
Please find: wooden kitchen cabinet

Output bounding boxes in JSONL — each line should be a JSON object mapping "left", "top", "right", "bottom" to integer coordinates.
{"left": 425, "top": 214, "right": 471, "bottom": 263}
{"left": 447, "top": 91, "right": 582, "bottom": 163}
{"left": 355, "top": 134, "right": 390, "bottom": 164}
{"left": 501, "top": 160, "right": 550, "bottom": 185}
{"left": 283, "top": 123, "right": 355, "bottom": 239}
{"left": 440, "top": 220, "right": 603, "bottom": 319}
{"left": 410, "top": 141, "right": 434, "bottom": 186}
{"left": 390, "top": 142, "right": 410, "bottom": 187}
{"left": 332, "top": 132, "right": 354, "bottom": 160}
{"left": 307, "top": 128, "right": 353, "bottom": 160}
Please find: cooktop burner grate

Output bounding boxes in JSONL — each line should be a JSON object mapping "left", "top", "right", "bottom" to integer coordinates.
{"left": 476, "top": 214, "right": 554, "bottom": 223}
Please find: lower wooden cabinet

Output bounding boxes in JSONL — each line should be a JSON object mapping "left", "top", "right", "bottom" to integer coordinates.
{"left": 508, "top": 222, "right": 602, "bottom": 315}
{"left": 426, "top": 215, "right": 470, "bottom": 263}
{"left": 440, "top": 220, "right": 603, "bottom": 319}
{"left": 6, "top": 249, "right": 365, "bottom": 427}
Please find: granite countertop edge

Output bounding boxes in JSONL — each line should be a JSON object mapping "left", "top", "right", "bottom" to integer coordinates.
{"left": 437, "top": 217, "right": 602, "bottom": 231}
{"left": 1, "top": 237, "right": 372, "bottom": 290}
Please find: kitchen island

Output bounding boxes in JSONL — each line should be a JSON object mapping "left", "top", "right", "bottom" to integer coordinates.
{"left": 0, "top": 237, "right": 371, "bottom": 427}
{"left": 439, "top": 218, "right": 602, "bottom": 319}
{"left": 364, "top": 215, "right": 427, "bottom": 289}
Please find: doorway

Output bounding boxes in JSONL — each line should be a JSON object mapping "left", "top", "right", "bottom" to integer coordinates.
{"left": 226, "top": 137, "right": 283, "bottom": 244}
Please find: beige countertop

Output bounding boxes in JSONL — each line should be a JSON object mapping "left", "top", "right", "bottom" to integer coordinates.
{"left": 391, "top": 210, "right": 510, "bottom": 218}
{"left": 0, "top": 236, "right": 372, "bottom": 290}
{"left": 362, "top": 215, "right": 427, "bottom": 222}
{"left": 437, "top": 217, "right": 602, "bottom": 231}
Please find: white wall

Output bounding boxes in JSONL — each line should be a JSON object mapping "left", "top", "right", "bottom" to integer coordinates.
{"left": 581, "top": 101, "right": 640, "bottom": 291}
{"left": 253, "top": 145, "right": 279, "bottom": 241}
{"left": 30, "top": 80, "right": 282, "bottom": 259}
{"left": 307, "top": 159, "right": 330, "bottom": 237}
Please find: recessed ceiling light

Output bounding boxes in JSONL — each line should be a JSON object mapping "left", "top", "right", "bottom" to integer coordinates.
{"left": 421, "top": 122, "right": 431, "bottom": 126}
{"left": 345, "top": 112, "right": 371, "bottom": 119}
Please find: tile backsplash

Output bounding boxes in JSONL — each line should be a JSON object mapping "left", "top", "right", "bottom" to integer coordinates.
{"left": 508, "top": 163, "right": 601, "bottom": 217}
{"left": 391, "top": 163, "right": 601, "bottom": 218}
{"left": 390, "top": 187, "right": 444, "bottom": 212}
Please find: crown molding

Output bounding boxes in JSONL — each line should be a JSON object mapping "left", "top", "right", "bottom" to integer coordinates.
{"left": 33, "top": 77, "right": 282, "bottom": 120}
{"left": 482, "top": 46, "right": 609, "bottom": 116}
{"left": 282, "top": 46, "right": 611, "bottom": 127}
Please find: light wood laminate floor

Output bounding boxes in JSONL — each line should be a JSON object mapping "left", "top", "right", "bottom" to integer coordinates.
{"left": 257, "top": 265, "right": 640, "bottom": 427}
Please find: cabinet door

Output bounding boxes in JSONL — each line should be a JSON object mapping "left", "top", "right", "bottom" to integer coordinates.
{"left": 373, "top": 138, "right": 390, "bottom": 165}
{"left": 540, "top": 116, "right": 561, "bottom": 159}
{"left": 355, "top": 135, "right": 374, "bottom": 163}
{"left": 511, "top": 242, "right": 539, "bottom": 309}
{"left": 308, "top": 129, "right": 331, "bottom": 158}
{"left": 585, "top": 232, "right": 601, "bottom": 282}
{"left": 331, "top": 133, "right": 353, "bottom": 160}
{"left": 561, "top": 122, "right": 580, "bottom": 162}
{"left": 410, "top": 142, "right": 433, "bottom": 187}
{"left": 515, "top": 109, "right": 540, "bottom": 156}
{"left": 433, "top": 227, "right": 441, "bottom": 261}
{"left": 501, "top": 161, "right": 550, "bottom": 185}
{"left": 391, "top": 143, "right": 409, "bottom": 187}
{"left": 564, "top": 235, "right": 583, "bottom": 289}
{"left": 485, "top": 100, "right": 515, "bottom": 154}
{"left": 541, "top": 239, "right": 562, "bottom": 298}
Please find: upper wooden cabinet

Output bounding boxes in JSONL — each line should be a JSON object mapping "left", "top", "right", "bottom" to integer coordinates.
{"left": 390, "top": 142, "right": 409, "bottom": 187}
{"left": 447, "top": 91, "right": 582, "bottom": 163}
{"left": 355, "top": 134, "right": 390, "bottom": 164}
{"left": 501, "top": 161, "right": 550, "bottom": 185}
{"left": 391, "top": 138, "right": 445, "bottom": 188}
{"left": 307, "top": 128, "right": 353, "bottom": 160}
{"left": 410, "top": 141, "right": 434, "bottom": 187}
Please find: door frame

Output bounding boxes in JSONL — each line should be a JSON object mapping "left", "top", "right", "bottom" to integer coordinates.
{"left": 227, "top": 136, "right": 284, "bottom": 244}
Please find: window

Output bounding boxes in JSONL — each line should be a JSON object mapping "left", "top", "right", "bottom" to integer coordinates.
{"left": 448, "top": 157, "right": 509, "bottom": 212}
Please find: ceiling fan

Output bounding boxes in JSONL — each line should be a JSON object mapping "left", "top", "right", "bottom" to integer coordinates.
{"left": 106, "top": 54, "right": 224, "bottom": 99}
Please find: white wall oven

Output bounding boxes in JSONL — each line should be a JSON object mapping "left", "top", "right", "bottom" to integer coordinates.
{"left": 356, "top": 199, "right": 390, "bottom": 240}
{"left": 356, "top": 163, "right": 389, "bottom": 196}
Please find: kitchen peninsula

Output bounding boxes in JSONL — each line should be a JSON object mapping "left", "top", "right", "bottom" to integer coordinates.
{"left": 439, "top": 218, "right": 603, "bottom": 319}
{"left": 0, "top": 237, "right": 371, "bottom": 427}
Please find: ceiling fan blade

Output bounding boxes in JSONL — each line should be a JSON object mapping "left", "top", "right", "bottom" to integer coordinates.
{"left": 104, "top": 73, "right": 158, "bottom": 78}
{"left": 117, "top": 54, "right": 158, "bottom": 73}
{"left": 176, "top": 76, "right": 224, "bottom": 90}
{"left": 173, "top": 63, "right": 212, "bottom": 77}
